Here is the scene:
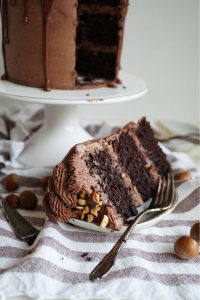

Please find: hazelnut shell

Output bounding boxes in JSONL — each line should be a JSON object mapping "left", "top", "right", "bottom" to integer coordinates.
{"left": 174, "top": 236, "right": 199, "bottom": 260}
{"left": 174, "top": 171, "right": 192, "bottom": 181}
{"left": 5, "top": 194, "right": 19, "bottom": 208}
{"left": 3, "top": 173, "right": 20, "bottom": 191}
{"left": 19, "top": 190, "right": 38, "bottom": 210}
{"left": 190, "top": 222, "right": 200, "bottom": 244}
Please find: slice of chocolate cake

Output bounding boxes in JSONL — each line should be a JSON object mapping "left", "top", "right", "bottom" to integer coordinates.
{"left": 45, "top": 118, "right": 171, "bottom": 231}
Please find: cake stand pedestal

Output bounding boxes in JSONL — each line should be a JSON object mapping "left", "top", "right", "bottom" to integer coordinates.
{"left": 0, "top": 72, "right": 147, "bottom": 167}
{"left": 19, "top": 105, "right": 92, "bottom": 166}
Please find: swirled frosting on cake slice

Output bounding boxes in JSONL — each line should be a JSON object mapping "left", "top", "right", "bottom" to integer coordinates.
{"left": 45, "top": 117, "right": 171, "bottom": 231}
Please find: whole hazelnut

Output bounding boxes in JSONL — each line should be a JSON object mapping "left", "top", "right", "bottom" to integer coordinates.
{"left": 41, "top": 176, "right": 50, "bottom": 192}
{"left": 5, "top": 194, "right": 19, "bottom": 208}
{"left": 19, "top": 190, "right": 38, "bottom": 210}
{"left": 190, "top": 222, "right": 200, "bottom": 244}
{"left": 174, "top": 236, "right": 199, "bottom": 260}
{"left": 174, "top": 171, "right": 192, "bottom": 181}
{"left": 3, "top": 173, "right": 20, "bottom": 191}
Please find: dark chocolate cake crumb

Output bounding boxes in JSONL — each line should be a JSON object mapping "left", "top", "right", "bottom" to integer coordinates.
{"left": 81, "top": 252, "right": 88, "bottom": 258}
{"left": 86, "top": 257, "right": 92, "bottom": 262}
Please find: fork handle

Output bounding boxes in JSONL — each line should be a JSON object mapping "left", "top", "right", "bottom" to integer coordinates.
{"left": 89, "top": 210, "right": 147, "bottom": 281}
{"left": 158, "top": 135, "right": 200, "bottom": 145}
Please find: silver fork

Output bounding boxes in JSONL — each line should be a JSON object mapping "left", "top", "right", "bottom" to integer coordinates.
{"left": 157, "top": 133, "right": 200, "bottom": 145}
{"left": 89, "top": 173, "right": 177, "bottom": 281}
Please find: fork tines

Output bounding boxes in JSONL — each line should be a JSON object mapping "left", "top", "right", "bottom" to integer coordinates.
{"left": 151, "top": 173, "right": 175, "bottom": 210}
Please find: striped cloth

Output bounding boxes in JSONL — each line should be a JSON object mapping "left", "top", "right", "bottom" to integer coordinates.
{"left": 0, "top": 105, "right": 199, "bottom": 300}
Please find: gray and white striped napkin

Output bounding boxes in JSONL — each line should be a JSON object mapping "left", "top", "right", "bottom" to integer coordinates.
{"left": 0, "top": 105, "right": 199, "bottom": 300}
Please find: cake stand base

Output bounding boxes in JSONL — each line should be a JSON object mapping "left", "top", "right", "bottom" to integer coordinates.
{"left": 19, "top": 105, "right": 92, "bottom": 167}
{"left": 0, "top": 72, "right": 147, "bottom": 167}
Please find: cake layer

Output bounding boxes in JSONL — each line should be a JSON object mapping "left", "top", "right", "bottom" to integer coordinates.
{"left": 112, "top": 132, "right": 157, "bottom": 202}
{"left": 76, "top": 50, "right": 117, "bottom": 80}
{"left": 78, "top": 5, "right": 120, "bottom": 16}
{"left": 45, "top": 118, "right": 172, "bottom": 231}
{"left": 77, "top": 42, "right": 118, "bottom": 54}
{"left": 86, "top": 150, "right": 138, "bottom": 220}
{"left": 77, "top": 13, "right": 120, "bottom": 46}
{"left": 135, "top": 119, "right": 173, "bottom": 176}
{"left": 75, "top": 0, "right": 128, "bottom": 82}
{"left": 135, "top": 118, "right": 172, "bottom": 176}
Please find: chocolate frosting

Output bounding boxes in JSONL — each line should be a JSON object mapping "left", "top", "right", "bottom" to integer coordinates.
{"left": 1, "top": 0, "right": 78, "bottom": 90}
{"left": 46, "top": 140, "right": 125, "bottom": 230}
{"left": 0, "top": 0, "right": 129, "bottom": 90}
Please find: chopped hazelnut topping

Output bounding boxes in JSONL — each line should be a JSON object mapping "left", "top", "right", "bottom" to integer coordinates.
{"left": 72, "top": 210, "right": 82, "bottom": 218}
{"left": 82, "top": 206, "right": 90, "bottom": 214}
{"left": 78, "top": 198, "right": 86, "bottom": 206}
{"left": 79, "top": 191, "right": 86, "bottom": 199}
{"left": 91, "top": 192, "right": 100, "bottom": 203}
{"left": 145, "top": 163, "right": 152, "bottom": 169}
{"left": 75, "top": 206, "right": 84, "bottom": 210}
{"left": 100, "top": 215, "right": 109, "bottom": 229}
{"left": 87, "top": 214, "right": 94, "bottom": 223}
{"left": 91, "top": 208, "right": 98, "bottom": 217}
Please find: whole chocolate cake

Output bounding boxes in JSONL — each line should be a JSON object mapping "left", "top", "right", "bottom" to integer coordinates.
{"left": 45, "top": 118, "right": 172, "bottom": 231}
{"left": 0, "top": 0, "right": 128, "bottom": 91}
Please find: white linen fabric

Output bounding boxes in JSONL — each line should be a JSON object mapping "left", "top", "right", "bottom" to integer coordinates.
{"left": 0, "top": 105, "right": 199, "bottom": 300}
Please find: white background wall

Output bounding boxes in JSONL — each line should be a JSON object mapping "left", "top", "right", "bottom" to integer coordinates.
{"left": 0, "top": 0, "right": 199, "bottom": 126}
{"left": 80, "top": 0, "right": 199, "bottom": 126}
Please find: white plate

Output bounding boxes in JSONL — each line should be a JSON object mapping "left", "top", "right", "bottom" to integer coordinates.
{"left": 68, "top": 190, "right": 178, "bottom": 234}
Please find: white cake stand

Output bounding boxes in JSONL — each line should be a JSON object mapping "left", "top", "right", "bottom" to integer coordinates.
{"left": 0, "top": 72, "right": 147, "bottom": 167}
